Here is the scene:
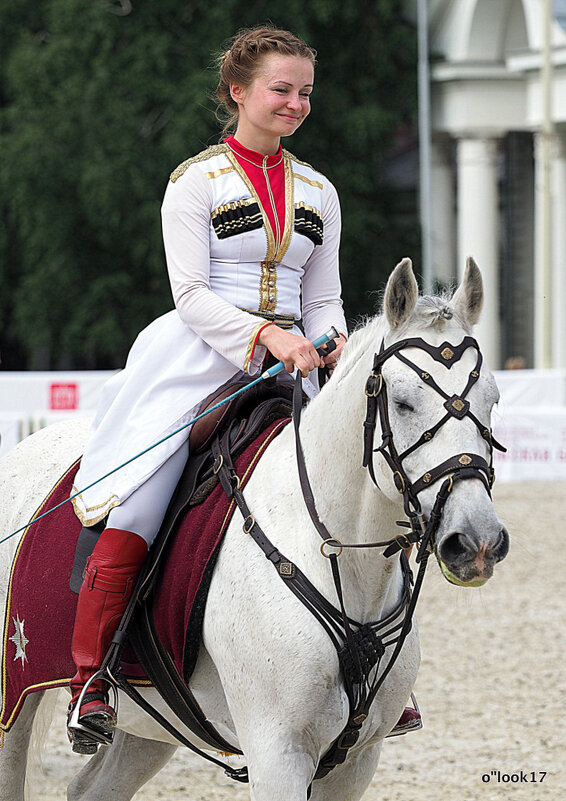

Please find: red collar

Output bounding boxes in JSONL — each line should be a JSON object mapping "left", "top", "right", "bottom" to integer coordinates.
{"left": 225, "top": 136, "right": 283, "bottom": 168}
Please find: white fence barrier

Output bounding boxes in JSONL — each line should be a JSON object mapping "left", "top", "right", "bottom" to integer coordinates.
{"left": 0, "top": 371, "right": 114, "bottom": 458}
{"left": 2, "top": 369, "right": 566, "bottom": 481}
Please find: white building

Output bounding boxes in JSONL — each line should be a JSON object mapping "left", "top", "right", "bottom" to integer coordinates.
{"left": 408, "top": 0, "right": 566, "bottom": 369}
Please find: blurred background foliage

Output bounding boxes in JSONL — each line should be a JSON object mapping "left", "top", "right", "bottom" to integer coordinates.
{"left": 0, "top": 0, "right": 418, "bottom": 369}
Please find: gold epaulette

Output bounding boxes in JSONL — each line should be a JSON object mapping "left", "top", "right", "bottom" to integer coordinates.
{"left": 169, "top": 143, "right": 230, "bottom": 183}
{"left": 283, "top": 149, "right": 316, "bottom": 171}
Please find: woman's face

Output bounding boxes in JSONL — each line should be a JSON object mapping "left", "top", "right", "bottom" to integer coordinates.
{"left": 231, "top": 54, "right": 314, "bottom": 152}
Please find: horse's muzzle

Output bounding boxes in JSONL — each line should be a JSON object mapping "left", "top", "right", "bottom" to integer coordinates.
{"left": 435, "top": 525, "right": 510, "bottom": 587}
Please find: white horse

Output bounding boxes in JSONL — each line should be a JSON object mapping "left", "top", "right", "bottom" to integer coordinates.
{"left": 0, "top": 259, "right": 509, "bottom": 801}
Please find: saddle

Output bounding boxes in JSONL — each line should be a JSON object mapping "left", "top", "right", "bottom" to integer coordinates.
{"left": 69, "top": 369, "right": 297, "bottom": 593}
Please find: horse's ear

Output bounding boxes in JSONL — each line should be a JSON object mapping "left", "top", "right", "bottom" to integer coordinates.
{"left": 384, "top": 258, "right": 419, "bottom": 329}
{"left": 452, "top": 257, "right": 484, "bottom": 327}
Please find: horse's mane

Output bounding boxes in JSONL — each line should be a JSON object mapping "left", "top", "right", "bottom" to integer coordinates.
{"left": 333, "top": 290, "right": 470, "bottom": 381}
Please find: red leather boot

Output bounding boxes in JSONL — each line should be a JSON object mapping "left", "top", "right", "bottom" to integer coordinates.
{"left": 67, "top": 528, "right": 147, "bottom": 754}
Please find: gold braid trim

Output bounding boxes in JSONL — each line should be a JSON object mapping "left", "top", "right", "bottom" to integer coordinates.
{"left": 293, "top": 173, "right": 323, "bottom": 190}
{"left": 170, "top": 144, "right": 230, "bottom": 183}
{"left": 243, "top": 322, "right": 270, "bottom": 374}
{"left": 282, "top": 149, "right": 316, "bottom": 170}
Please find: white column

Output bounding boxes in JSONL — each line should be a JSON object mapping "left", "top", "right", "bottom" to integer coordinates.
{"left": 534, "top": 132, "right": 553, "bottom": 368}
{"left": 551, "top": 133, "right": 566, "bottom": 367}
{"left": 430, "top": 137, "right": 456, "bottom": 287}
{"left": 456, "top": 137, "right": 501, "bottom": 369}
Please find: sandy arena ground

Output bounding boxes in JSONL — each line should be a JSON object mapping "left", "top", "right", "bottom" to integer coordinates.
{"left": 31, "top": 481, "right": 565, "bottom": 800}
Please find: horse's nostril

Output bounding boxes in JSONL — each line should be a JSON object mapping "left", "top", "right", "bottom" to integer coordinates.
{"left": 438, "top": 532, "right": 474, "bottom": 564}
{"left": 439, "top": 527, "right": 510, "bottom": 566}
{"left": 490, "top": 527, "right": 510, "bottom": 562}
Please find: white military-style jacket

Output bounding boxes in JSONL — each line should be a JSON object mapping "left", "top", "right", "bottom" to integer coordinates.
{"left": 72, "top": 144, "right": 347, "bottom": 525}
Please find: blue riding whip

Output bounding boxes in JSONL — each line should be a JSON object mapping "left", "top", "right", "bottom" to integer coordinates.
{"left": 1, "top": 327, "right": 338, "bottom": 545}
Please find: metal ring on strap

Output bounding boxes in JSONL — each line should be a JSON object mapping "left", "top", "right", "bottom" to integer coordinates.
{"left": 393, "top": 471, "right": 406, "bottom": 493}
{"left": 365, "top": 374, "right": 383, "bottom": 397}
{"left": 394, "top": 533, "right": 413, "bottom": 550}
{"left": 320, "top": 538, "right": 343, "bottom": 558}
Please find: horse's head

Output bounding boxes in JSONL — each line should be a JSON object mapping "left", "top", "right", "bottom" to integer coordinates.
{"left": 368, "top": 257, "right": 509, "bottom": 586}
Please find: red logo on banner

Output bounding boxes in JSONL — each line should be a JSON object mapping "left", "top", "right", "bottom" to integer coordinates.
{"left": 49, "top": 383, "right": 79, "bottom": 410}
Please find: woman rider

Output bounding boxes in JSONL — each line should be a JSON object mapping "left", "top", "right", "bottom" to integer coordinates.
{"left": 67, "top": 24, "right": 418, "bottom": 753}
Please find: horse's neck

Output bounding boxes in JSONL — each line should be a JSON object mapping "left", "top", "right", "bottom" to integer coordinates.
{"left": 297, "top": 341, "right": 404, "bottom": 622}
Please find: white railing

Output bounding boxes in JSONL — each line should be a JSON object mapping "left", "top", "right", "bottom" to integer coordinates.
{"left": 2, "top": 369, "right": 566, "bottom": 481}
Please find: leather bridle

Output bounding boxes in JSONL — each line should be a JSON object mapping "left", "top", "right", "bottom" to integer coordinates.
{"left": 359, "top": 334, "right": 506, "bottom": 558}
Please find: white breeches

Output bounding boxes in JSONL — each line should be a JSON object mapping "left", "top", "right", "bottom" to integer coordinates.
{"left": 106, "top": 440, "right": 189, "bottom": 546}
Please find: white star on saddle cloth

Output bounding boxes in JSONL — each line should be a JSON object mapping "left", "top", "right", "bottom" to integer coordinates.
{"left": 9, "top": 613, "right": 29, "bottom": 669}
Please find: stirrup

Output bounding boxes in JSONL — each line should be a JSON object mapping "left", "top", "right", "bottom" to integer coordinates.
{"left": 386, "top": 693, "right": 423, "bottom": 738}
{"left": 67, "top": 667, "right": 119, "bottom": 748}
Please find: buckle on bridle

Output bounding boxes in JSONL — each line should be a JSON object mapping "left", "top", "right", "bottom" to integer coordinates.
{"left": 393, "top": 471, "right": 406, "bottom": 493}
{"left": 394, "top": 533, "right": 413, "bottom": 550}
{"left": 365, "top": 374, "right": 383, "bottom": 397}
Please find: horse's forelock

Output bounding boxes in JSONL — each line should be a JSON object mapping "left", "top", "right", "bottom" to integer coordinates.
{"left": 331, "top": 291, "right": 471, "bottom": 381}
{"left": 395, "top": 294, "right": 471, "bottom": 337}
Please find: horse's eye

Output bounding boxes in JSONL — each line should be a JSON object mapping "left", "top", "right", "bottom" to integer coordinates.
{"left": 394, "top": 400, "right": 415, "bottom": 413}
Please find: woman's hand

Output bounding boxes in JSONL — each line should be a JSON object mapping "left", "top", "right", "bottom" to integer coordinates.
{"left": 258, "top": 325, "right": 324, "bottom": 377}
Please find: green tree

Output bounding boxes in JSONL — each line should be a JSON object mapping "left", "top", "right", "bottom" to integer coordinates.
{"left": 0, "top": 0, "right": 417, "bottom": 369}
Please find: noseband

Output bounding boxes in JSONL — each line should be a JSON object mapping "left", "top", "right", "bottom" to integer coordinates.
{"left": 361, "top": 335, "right": 506, "bottom": 559}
